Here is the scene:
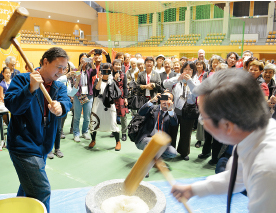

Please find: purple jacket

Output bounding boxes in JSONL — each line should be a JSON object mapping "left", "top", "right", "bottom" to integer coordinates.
{"left": 76, "top": 68, "right": 97, "bottom": 96}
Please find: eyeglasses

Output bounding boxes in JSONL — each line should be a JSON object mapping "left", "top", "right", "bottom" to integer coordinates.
{"left": 198, "top": 114, "right": 211, "bottom": 125}
{"left": 183, "top": 68, "right": 193, "bottom": 72}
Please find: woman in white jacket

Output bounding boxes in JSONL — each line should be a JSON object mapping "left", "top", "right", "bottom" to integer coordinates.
{"left": 163, "top": 61, "right": 200, "bottom": 161}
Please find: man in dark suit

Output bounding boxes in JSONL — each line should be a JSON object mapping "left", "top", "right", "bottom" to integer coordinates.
{"left": 159, "top": 59, "right": 177, "bottom": 90}
{"left": 135, "top": 92, "right": 178, "bottom": 159}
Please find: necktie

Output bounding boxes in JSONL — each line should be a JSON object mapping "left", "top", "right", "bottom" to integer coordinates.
{"left": 158, "top": 111, "right": 164, "bottom": 131}
{"left": 227, "top": 146, "right": 238, "bottom": 213}
{"left": 147, "top": 74, "right": 150, "bottom": 84}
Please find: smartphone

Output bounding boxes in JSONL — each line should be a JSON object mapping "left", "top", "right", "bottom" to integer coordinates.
{"left": 83, "top": 58, "right": 92, "bottom": 63}
{"left": 159, "top": 94, "right": 168, "bottom": 100}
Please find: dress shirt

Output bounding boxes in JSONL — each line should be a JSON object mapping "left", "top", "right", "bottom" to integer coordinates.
{"left": 193, "top": 71, "right": 205, "bottom": 83}
{"left": 192, "top": 118, "right": 276, "bottom": 213}
{"left": 147, "top": 101, "right": 174, "bottom": 117}
{"left": 154, "top": 66, "right": 165, "bottom": 74}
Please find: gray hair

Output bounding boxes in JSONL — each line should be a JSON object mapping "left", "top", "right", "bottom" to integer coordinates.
{"left": 137, "top": 58, "right": 144, "bottom": 64}
{"left": 198, "top": 49, "right": 205, "bottom": 54}
{"left": 264, "top": 63, "right": 276, "bottom": 74}
{"left": 124, "top": 53, "right": 130, "bottom": 58}
{"left": 243, "top": 50, "right": 253, "bottom": 57}
{"left": 209, "top": 55, "right": 225, "bottom": 70}
{"left": 193, "top": 69, "right": 270, "bottom": 131}
{"left": 215, "top": 63, "right": 228, "bottom": 72}
{"left": 163, "top": 59, "right": 171, "bottom": 65}
{"left": 5, "top": 56, "right": 16, "bottom": 66}
{"left": 130, "top": 58, "right": 137, "bottom": 63}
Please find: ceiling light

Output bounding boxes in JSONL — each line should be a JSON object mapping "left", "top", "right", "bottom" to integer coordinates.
{"left": 48, "top": 16, "right": 51, "bottom": 18}
{"left": 77, "top": 20, "right": 79, "bottom": 22}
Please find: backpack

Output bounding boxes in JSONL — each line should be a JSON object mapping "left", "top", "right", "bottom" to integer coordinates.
{"left": 127, "top": 105, "right": 158, "bottom": 142}
{"left": 127, "top": 80, "right": 149, "bottom": 110}
{"left": 127, "top": 114, "right": 146, "bottom": 142}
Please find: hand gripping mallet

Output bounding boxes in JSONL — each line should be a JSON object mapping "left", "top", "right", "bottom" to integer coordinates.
{"left": 0, "top": 7, "right": 52, "bottom": 104}
{"left": 155, "top": 158, "right": 193, "bottom": 213}
{"left": 124, "top": 131, "right": 171, "bottom": 195}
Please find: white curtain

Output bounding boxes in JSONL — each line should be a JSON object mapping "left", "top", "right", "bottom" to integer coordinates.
{"left": 148, "top": 25, "right": 152, "bottom": 38}
{"left": 175, "top": 22, "right": 185, "bottom": 35}
{"left": 191, "top": 19, "right": 223, "bottom": 36}
{"left": 138, "top": 25, "right": 151, "bottom": 41}
{"left": 230, "top": 17, "right": 267, "bottom": 38}
{"left": 163, "top": 22, "right": 185, "bottom": 39}
{"left": 157, "top": 23, "right": 162, "bottom": 36}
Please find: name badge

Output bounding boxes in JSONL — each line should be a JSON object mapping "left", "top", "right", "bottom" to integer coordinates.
{"left": 82, "top": 86, "right": 88, "bottom": 94}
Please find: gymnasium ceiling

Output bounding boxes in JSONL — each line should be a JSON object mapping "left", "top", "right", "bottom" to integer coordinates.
{"left": 95, "top": 1, "right": 226, "bottom": 16}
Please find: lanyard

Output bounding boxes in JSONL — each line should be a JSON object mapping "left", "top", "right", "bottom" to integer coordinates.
{"left": 81, "top": 70, "right": 87, "bottom": 86}
{"left": 157, "top": 111, "right": 164, "bottom": 132}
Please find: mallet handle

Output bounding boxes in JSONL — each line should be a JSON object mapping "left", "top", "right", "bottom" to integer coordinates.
{"left": 11, "top": 39, "right": 52, "bottom": 104}
{"left": 155, "top": 159, "right": 193, "bottom": 213}
{"left": 124, "top": 132, "right": 171, "bottom": 195}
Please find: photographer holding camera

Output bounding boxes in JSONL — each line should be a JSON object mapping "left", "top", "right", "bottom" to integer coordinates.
{"left": 135, "top": 92, "right": 178, "bottom": 159}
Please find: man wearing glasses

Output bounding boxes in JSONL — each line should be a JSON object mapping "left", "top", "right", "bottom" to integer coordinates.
{"left": 4, "top": 47, "right": 72, "bottom": 212}
{"left": 171, "top": 69, "right": 276, "bottom": 213}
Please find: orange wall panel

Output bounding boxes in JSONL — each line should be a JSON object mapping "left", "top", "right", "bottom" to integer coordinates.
{"left": 98, "top": 12, "right": 138, "bottom": 41}
{"left": 21, "top": 17, "right": 91, "bottom": 37}
{"left": 98, "top": 13, "right": 108, "bottom": 41}
{"left": 250, "top": 1, "right": 254, "bottom": 16}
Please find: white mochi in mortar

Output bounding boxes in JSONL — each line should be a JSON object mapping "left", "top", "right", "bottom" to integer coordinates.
{"left": 101, "top": 195, "right": 149, "bottom": 213}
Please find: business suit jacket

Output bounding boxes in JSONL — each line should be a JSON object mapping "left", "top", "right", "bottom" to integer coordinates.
{"left": 136, "top": 70, "right": 162, "bottom": 98}
{"left": 135, "top": 102, "right": 178, "bottom": 144}
{"left": 159, "top": 71, "right": 177, "bottom": 90}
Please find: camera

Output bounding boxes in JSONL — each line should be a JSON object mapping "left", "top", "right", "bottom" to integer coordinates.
{"left": 94, "top": 49, "right": 102, "bottom": 55}
{"left": 83, "top": 58, "right": 92, "bottom": 63}
{"left": 159, "top": 94, "right": 169, "bottom": 101}
{"left": 101, "top": 69, "right": 111, "bottom": 75}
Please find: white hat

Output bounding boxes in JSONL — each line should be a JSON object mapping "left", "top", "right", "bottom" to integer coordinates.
{"left": 68, "top": 61, "right": 76, "bottom": 70}
{"left": 156, "top": 54, "right": 165, "bottom": 61}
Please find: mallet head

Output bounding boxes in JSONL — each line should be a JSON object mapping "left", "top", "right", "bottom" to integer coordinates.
{"left": 0, "top": 7, "right": 29, "bottom": 49}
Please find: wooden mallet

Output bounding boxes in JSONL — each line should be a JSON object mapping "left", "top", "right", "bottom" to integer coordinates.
{"left": 0, "top": 7, "right": 52, "bottom": 104}
{"left": 155, "top": 158, "right": 193, "bottom": 213}
{"left": 124, "top": 131, "right": 171, "bottom": 195}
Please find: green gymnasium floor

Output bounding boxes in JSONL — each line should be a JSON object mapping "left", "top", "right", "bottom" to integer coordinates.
{"left": 0, "top": 112, "right": 215, "bottom": 195}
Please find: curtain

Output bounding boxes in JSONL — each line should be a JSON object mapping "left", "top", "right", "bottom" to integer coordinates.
{"left": 191, "top": 19, "right": 223, "bottom": 36}
{"left": 230, "top": 17, "right": 267, "bottom": 38}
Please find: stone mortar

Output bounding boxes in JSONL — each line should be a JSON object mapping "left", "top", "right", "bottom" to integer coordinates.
{"left": 86, "top": 179, "right": 166, "bottom": 213}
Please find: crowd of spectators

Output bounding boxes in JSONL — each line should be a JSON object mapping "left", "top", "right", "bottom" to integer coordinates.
{"left": 1, "top": 48, "right": 276, "bottom": 169}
